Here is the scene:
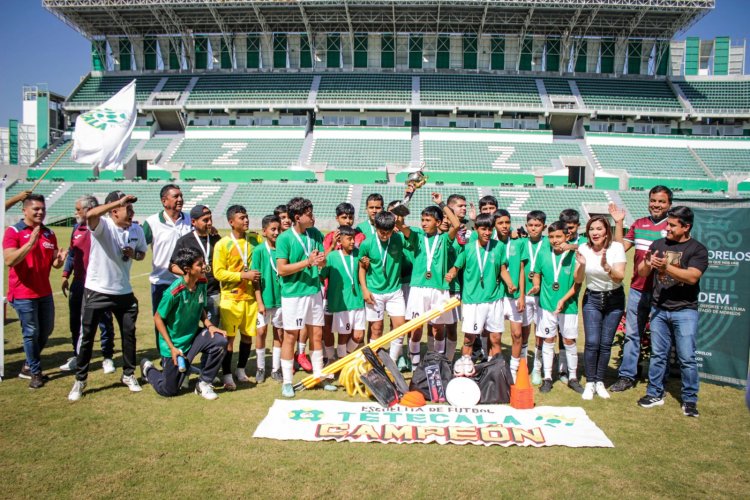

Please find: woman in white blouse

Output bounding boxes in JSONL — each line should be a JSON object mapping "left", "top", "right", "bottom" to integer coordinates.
{"left": 574, "top": 215, "right": 627, "bottom": 400}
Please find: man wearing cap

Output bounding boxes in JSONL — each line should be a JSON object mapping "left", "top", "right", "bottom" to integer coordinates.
{"left": 68, "top": 191, "right": 148, "bottom": 401}
{"left": 142, "top": 184, "right": 191, "bottom": 345}
{"left": 169, "top": 205, "right": 222, "bottom": 322}
{"left": 3, "top": 194, "right": 67, "bottom": 389}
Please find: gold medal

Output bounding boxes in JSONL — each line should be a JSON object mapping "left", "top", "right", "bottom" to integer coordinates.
{"left": 426, "top": 271, "right": 432, "bottom": 279}
{"left": 552, "top": 282, "right": 560, "bottom": 291}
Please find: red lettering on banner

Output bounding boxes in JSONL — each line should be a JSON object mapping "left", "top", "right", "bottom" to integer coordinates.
{"left": 316, "top": 424, "right": 349, "bottom": 438}
{"left": 381, "top": 425, "right": 416, "bottom": 442}
{"left": 479, "top": 425, "right": 512, "bottom": 443}
{"left": 350, "top": 424, "right": 380, "bottom": 440}
{"left": 448, "top": 426, "right": 479, "bottom": 441}
{"left": 511, "top": 427, "right": 546, "bottom": 444}
{"left": 416, "top": 426, "right": 448, "bottom": 440}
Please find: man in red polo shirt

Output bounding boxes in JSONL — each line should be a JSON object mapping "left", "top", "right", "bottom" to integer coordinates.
{"left": 3, "top": 194, "right": 66, "bottom": 388}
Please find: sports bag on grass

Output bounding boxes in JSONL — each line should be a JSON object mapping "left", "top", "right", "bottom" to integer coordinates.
{"left": 473, "top": 356, "right": 513, "bottom": 404}
{"left": 409, "top": 352, "right": 453, "bottom": 401}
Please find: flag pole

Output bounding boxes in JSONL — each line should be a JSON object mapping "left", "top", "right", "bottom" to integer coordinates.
{"left": 30, "top": 141, "right": 74, "bottom": 192}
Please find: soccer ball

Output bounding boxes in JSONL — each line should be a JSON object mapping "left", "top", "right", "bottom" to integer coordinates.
{"left": 453, "top": 356, "right": 476, "bottom": 378}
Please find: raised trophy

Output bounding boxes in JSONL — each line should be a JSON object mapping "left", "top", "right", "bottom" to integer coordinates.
{"left": 390, "top": 167, "right": 428, "bottom": 217}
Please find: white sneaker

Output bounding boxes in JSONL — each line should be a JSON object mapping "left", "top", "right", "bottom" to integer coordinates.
{"left": 582, "top": 382, "right": 595, "bottom": 401}
{"left": 223, "top": 374, "right": 237, "bottom": 391}
{"left": 102, "top": 358, "right": 116, "bottom": 374}
{"left": 121, "top": 374, "right": 143, "bottom": 392}
{"left": 68, "top": 380, "right": 86, "bottom": 401}
{"left": 59, "top": 357, "right": 77, "bottom": 372}
{"left": 595, "top": 381, "right": 611, "bottom": 399}
{"left": 235, "top": 368, "right": 250, "bottom": 383}
{"left": 195, "top": 380, "right": 219, "bottom": 401}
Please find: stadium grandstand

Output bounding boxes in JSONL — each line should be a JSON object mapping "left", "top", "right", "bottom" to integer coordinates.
{"left": 2, "top": 0, "right": 749, "bottom": 229}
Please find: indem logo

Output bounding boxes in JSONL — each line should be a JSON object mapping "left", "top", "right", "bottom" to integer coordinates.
{"left": 82, "top": 108, "right": 128, "bottom": 131}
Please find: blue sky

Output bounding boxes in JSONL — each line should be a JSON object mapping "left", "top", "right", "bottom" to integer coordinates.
{"left": 0, "top": 0, "right": 747, "bottom": 125}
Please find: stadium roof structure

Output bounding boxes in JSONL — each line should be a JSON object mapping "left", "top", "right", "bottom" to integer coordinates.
{"left": 45, "top": 0, "right": 713, "bottom": 41}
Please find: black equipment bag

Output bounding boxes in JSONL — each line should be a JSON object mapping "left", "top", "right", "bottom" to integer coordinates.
{"left": 409, "top": 352, "right": 453, "bottom": 401}
{"left": 473, "top": 356, "right": 513, "bottom": 404}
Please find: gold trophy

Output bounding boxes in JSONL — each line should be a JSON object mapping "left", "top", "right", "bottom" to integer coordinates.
{"left": 390, "top": 166, "right": 428, "bottom": 217}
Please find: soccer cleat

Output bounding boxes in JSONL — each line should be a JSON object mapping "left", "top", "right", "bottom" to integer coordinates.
{"left": 567, "top": 378, "right": 584, "bottom": 394}
{"left": 121, "top": 374, "right": 143, "bottom": 392}
{"left": 68, "top": 380, "right": 86, "bottom": 401}
{"left": 271, "top": 369, "right": 283, "bottom": 382}
{"left": 59, "top": 357, "right": 77, "bottom": 372}
{"left": 281, "top": 383, "right": 295, "bottom": 398}
{"left": 29, "top": 373, "right": 45, "bottom": 390}
{"left": 296, "top": 353, "right": 313, "bottom": 373}
{"left": 397, "top": 355, "right": 409, "bottom": 373}
{"left": 140, "top": 358, "right": 154, "bottom": 382}
{"left": 559, "top": 372, "right": 569, "bottom": 385}
{"left": 255, "top": 368, "right": 266, "bottom": 384}
{"left": 195, "top": 380, "right": 219, "bottom": 401}
{"left": 595, "top": 381, "right": 611, "bottom": 399}
{"left": 637, "top": 395, "right": 665, "bottom": 408}
{"left": 582, "top": 382, "right": 595, "bottom": 400}
{"left": 321, "top": 381, "right": 337, "bottom": 392}
{"left": 235, "top": 368, "right": 250, "bottom": 383}
{"left": 531, "top": 370, "right": 543, "bottom": 386}
{"left": 682, "top": 402, "right": 699, "bottom": 418}
{"left": 223, "top": 374, "right": 237, "bottom": 391}
{"left": 102, "top": 358, "right": 116, "bottom": 374}
{"left": 18, "top": 364, "right": 32, "bottom": 380}
{"left": 609, "top": 377, "right": 634, "bottom": 392}
{"left": 540, "top": 379, "right": 553, "bottom": 393}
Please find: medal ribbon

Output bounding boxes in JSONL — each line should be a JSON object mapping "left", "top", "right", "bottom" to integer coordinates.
{"left": 475, "top": 240, "right": 490, "bottom": 283}
{"left": 338, "top": 250, "right": 356, "bottom": 290}
{"left": 291, "top": 227, "right": 312, "bottom": 258}
{"left": 230, "top": 233, "right": 249, "bottom": 269}
{"left": 528, "top": 239, "right": 542, "bottom": 271}
{"left": 377, "top": 237, "right": 390, "bottom": 271}
{"left": 193, "top": 231, "right": 211, "bottom": 266}
{"left": 551, "top": 250, "right": 569, "bottom": 285}
{"left": 424, "top": 234, "right": 441, "bottom": 276}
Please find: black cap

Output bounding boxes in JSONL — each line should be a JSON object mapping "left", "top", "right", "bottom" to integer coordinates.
{"left": 190, "top": 204, "right": 211, "bottom": 220}
{"left": 104, "top": 190, "right": 127, "bottom": 205}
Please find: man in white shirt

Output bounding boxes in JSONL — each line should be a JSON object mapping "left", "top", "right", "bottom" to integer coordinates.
{"left": 142, "top": 184, "right": 192, "bottom": 344}
{"left": 68, "top": 191, "right": 148, "bottom": 401}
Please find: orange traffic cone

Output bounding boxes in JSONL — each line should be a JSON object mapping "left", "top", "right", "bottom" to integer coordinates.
{"left": 510, "top": 357, "right": 535, "bottom": 409}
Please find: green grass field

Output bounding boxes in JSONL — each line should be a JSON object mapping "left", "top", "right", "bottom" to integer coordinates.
{"left": 1, "top": 227, "right": 749, "bottom": 499}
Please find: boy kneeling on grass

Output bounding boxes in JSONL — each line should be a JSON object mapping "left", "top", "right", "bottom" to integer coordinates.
{"left": 141, "top": 247, "right": 228, "bottom": 401}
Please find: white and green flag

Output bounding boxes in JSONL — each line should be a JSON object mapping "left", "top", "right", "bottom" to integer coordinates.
{"left": 71, "top": 79, "right": 137, "bottom": 170}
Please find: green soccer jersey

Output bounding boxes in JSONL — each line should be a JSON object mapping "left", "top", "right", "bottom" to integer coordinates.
{"left": 157, "top": 278, "right": 207, "bottom": 358}
{"left": 533, "top": 245, "right": 579, "bottom": 314}
{"left": 359, "top": 232, "right": 406, "bottom": 294}
{"left": 407, "top": 227, "right": 454, "bottom": 291}
{"left": 275, "top": 226, "right": 324, "bottom": 298}
{"left": 251, "top": 242, "right": 281, "bottom": 309}
{"left": 452, "top": 239, "right": 507, "bottom": 304}
{"left": 356, "top": 220, "right": 376, "bottom": 240}
{"left": 447, "top": 237, "right": 464, "bottom": 293}
{"left": 523, "top": 236, "right": 547, "bottom": 296}
{"left": 321, "top": 249, "right": 365, "bottom": 313}
{"left": 497, "top": 237, "right": 528, "bottom": 299}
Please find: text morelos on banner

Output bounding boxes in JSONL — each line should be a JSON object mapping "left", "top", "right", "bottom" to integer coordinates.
{"left": 692, "top": 207, "right": 750, "bottom": 387}
{"left": 71, "top": 79, "right": 137, "bottom": 171}
{"left": 253, "top": 400, "right": 614, "bottom": 448}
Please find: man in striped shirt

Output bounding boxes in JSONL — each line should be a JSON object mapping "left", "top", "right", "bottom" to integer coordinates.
{"left": 608, "top": 185, "right": 673, "bottom": 392}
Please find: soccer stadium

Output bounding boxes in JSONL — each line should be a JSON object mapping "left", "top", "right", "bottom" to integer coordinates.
{"left": 1, "top": 0, "right": 749, "bottom": 497}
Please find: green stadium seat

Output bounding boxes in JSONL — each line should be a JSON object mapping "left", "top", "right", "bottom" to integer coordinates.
{"left": 678, "top": 80, "right": 750, "bottom": 111}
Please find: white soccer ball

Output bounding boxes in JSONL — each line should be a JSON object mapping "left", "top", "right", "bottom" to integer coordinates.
{"left": 453, "top": 356, "right": 476, "bottom": 378}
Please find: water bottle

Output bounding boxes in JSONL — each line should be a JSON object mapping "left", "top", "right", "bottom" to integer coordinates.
{"left": 177, "top": 355, "right": 187, "bottom": 373}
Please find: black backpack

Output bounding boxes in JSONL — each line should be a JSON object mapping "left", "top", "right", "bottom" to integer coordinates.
{"left": 409, "top": 352, "right": 453, "bottom": 401}
{"left": 474, "top": 356, "right": 513, "bottom": 404}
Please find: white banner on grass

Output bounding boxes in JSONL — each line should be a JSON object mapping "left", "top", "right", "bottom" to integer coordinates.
{"left": 71, "top": 79, "right": 137, "bottom": 170}
{"left": 253, "top": 400, "right": 614, "bottom": 448}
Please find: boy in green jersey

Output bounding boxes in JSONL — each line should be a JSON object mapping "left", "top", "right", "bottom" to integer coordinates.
{"left": 529, "top": 220, "right": 583, "bottom": 394}
{"left": 252, "top": 215, "right": 283, "bottom": 383}
{"left": 322, "top": 226, "right": 365, "bottom": 360}
{"left": 356, "top": 193, "right": 384, "bottom": 240}
{"left": 445, "top": 214, "right": 513, "bottom": 365}
{"left": 276, "top": 197, "right": 334, "bottom": 397}
{"left": 141, "top": 247, "right": 227, "bottom": 401}
{"left": 494, "top": 209, "right": 529, "bottom": 382}
{"left": 358, "top": 211, "right": 407, "bottom": 360}
{"left": 523, "top": 210, "right": 547, "bottom": 385}
{"left": 401, "top": 193, "right": 460, "bottom": 366}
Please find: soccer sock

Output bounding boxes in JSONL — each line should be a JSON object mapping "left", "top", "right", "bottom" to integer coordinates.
{"left": 521, "top": 343, "right": 528, "bottom": 361}
{"left": 510, "top": 356, "right": 520, "bottom": 384}
{"left": 434, "top": 339, "right": 446, "bottom": 355}
{"left": 347, "top": 338, "right": 359, "bottom": 353}
{"left": 559, "top": 340, "right": 568, "bottom": 374}
{"left": 281, "top": 359, "right": 294, "bottom": 385}
{"left": 445, "top": 339, "right": 457, "bottom": 362}
{"left": 256, "top": 348, "right": 266, "bottom": 371}
{"left": 310, "top": 350, "right": 324, "bottom": 378}
{"left": 427, "top": 334, "right": 435, "bottom": 353}
{"left": 297, "top": 341, "right": 306, "bottom": 356}
{"left": 533, "top": 345, "right": 542, "bottom": 373}
{"left": 409, "top": 340, "right": 421, "bottom": 366}
{"left": 237, "top": 342, "right": 251, "bottom": 369}
{"left": 389, "top": 337, "right": 403, "bottom": 362}
{"left": 337, "top": 344, "right": 348, "bottom": 359}
{"left": 564, "top": 342, "right": 578, "bottom": 380}
{"left": 542, "top": 342, "right": 554, "bottom": 380}
{"left": 272, "top": 347, "right": 282, "bottom": 371}
{"left": 324, "top": 345, "right": 335, "bottom": 361}
{"left": 223, "top": 351, "right": 233, "bottom": 376}
{"left": 480, "top": 336, "right": 488, "bottom": 355}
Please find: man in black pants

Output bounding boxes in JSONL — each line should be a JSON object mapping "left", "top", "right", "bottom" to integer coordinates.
{"left": 68, "top": 191, "right": 147, "bottom": 401}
